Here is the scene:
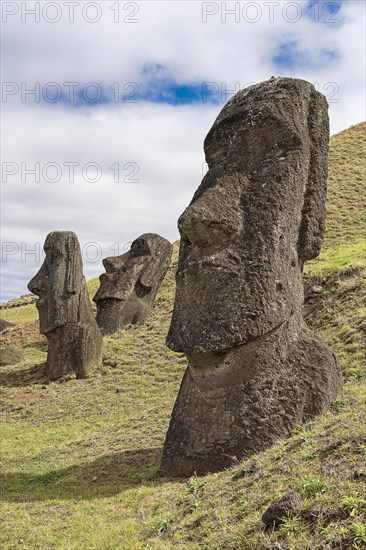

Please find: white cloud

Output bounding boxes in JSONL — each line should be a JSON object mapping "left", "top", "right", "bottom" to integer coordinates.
{"left": 1, "top": 100, "right": 216, "bottom": 299}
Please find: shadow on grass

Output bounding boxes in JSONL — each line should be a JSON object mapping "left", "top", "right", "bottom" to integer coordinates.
{"left": 0, "top": 447, "right": 168, "bottom": 502}
{"left": 0, "top": 362, "right": 48, "bottom": 388}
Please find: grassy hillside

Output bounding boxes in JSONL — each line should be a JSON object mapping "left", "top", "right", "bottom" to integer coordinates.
{"left": 324, "top": 122, "right": 365, "bottom": 248}
{"left": 0, "top": 122, "right": 365, "bottom": 549}
{"left": 304, "top": 121, "right": 365, "bottom": 276}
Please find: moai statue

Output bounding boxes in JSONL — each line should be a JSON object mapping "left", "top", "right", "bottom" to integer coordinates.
{"left": 93, "top": 233, "right": 173, "bottom": 335}
{"left": 28, "top": 231, "right": 103, "bottom": 380}
{"left": 161, "top": 77, "right": 343, "bottom": 477}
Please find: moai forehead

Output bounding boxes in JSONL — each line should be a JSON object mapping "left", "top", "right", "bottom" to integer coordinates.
{"left": 167, "top": 77, "right": 329, "bottom": 353}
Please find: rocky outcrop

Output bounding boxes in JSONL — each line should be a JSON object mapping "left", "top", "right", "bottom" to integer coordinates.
{"left": 262, "top": 492, "right": 303, "bottom": 527}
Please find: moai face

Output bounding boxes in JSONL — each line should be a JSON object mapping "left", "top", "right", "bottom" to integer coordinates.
{"left": 28, "top": 232, "right": 83, "bottom": 334}
{"left": 94, "top": 237, "right": 155, "bottom": 303}
{"left": 167, "top": 78, "right": 329, "bottom": 353}
{"left": 93, "top": 233, "right": 173, "bottom": 333}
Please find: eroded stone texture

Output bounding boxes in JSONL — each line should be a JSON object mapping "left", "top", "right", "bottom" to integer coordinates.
{"left": 262, "top": 491, "right": 303, "bottom": 527}
{"left": 28, "top": 231, "right": 103, "bottom": 380}
{"left": 93, "top": 234, "right": 173, "bottom": 335}
{"left": 161, "top": 77, "right": 342, "bottom": 477}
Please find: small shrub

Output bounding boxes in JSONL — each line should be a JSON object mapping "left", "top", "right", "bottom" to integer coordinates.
{"left": 151, "top": 499, "right": 166, "bottom": 513}
{"left": 342, "top": 493, "right": 365, "bottom": 516}
{"left": 176, "top": 491, "right": 188, "bottom": 505}
{"left": 273, "top": 446, "right": 286, "bottom": 460}
{"left": 351, "top": 521, "right": 366, "bottom": 548}
{"left": 292, "top": 427, "right": 313, "bottom": 442}
{"left": 277, "top": 515, "right": 302, "bottom": 535}
{"left": 358, "top": 443, "right": 366, "bottom": 457}
{"left": 301, "top": 476, "right": 327, "bottom": 496}
{"left": 189, "top": 501, "right": 202, "bottom": 513}
{"left": 320, "top": 524, "right": 348, "bottom": 544}
{"left": 330, "top": 398, "right": 345, "bottom": 411}
{"left": 177, "top": 474, "right": 205, "bottom": 505}
{"left": 132, "top": 472, "right": 146, "bottom": 483}
{"left": 155, "top": 516, "right": 173, "bottom": 534}
{"left": 187, "top": 474, "right": 205, "bottom": 494}
{"left": 301, "top": 451, "right": 315, "bottom": 460}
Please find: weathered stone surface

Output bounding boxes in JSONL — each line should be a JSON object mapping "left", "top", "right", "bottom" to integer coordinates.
{"left": 0, "top": 345, "right": 24, "bottom": 366}
{"left": 93, "top": 234, "right": 172, "bottom": 335}
{"left": 262, "top": 491, "right": 303, "bottom": 527}
{"left": 161, "top": 77, "right": 342, "bottom": 477}
{"left": 28, "top": 231, "right": 103, "bottom": 380}
{"left": 0, "top": 319, "right": 14, "bottom": 332}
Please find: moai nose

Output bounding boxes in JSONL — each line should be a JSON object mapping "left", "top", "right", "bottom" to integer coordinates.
{"left": 28, "top": 267, "right": 46, "bottom": 296}
{"left": 178, "top": 190, "right": 240, "bottom": 247}
{"left": 178, "top": 207, "right": 217, "bottom": 246}
{"left": 103, "top": 256, "right": 124, "bottom": 273}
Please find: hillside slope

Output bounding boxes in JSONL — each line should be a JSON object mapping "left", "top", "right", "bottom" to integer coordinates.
{"left": 0, "top": 122, "right": 365, "bottom": 549}
{"left": 325, "top": 121, "right": 365, "bottom": 248}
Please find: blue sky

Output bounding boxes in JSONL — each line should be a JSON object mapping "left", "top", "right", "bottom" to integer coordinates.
{"left": 43, "top": 73, "right": 219, "bottom": 107}
{"left": 305, "top": 0, "right": 343, "bottom": 18}
{"left": 272, "top": 41, "right": 340, "bottom": 71}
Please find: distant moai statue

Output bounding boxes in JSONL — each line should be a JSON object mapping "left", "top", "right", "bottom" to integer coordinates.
{"left": 28, "top": 231, "right": 103, "bottom": 380}
{"left": 161, "top": 77, "right": 343, "bottom": 477}
{"left": 93, "top": 233, "right": 173, "bottom": 335}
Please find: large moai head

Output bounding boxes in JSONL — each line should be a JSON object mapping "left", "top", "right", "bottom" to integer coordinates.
{"left": 93, "top": 233, "right": 173, "bottom": 335}
{"left": 28, "top": 231, "right": 83, "bottom": 334}
{"left": 161, "top": 78, "right": 341, "bottom": 477}
{"left": 167, "top": 77, "right": 329, "bottom": 353}
{"left": 28, "top": 231, "right": 103, "bottom": 380}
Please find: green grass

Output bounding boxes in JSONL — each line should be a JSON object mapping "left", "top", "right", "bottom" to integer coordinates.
{"left": 305, "top": 239, "right": 365, "bottom": 276}
{"left": 0, "top": 121, "right": 365, "bottom": 549}
{"left": 0, "top": 303, "right": 39, "bottom": 325}
{"left": 324, "top": 121, "right": 366, "bottom": 248}
{"left": 303, "top": 265, "right": 365, "bottom": 381}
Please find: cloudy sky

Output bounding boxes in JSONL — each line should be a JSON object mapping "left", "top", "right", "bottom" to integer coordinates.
{"left": 1, "top": 0, "right": 365, "bottom": 301}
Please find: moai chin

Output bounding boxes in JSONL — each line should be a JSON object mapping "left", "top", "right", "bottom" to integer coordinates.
{"left": 161, "top": 77, "right": 343, "bottom": 477}
{"left": 93, "top": 233, "right": 173, "bottom": 335}
{"left": 28, "top": 231, "right": 103, "bottom": 380}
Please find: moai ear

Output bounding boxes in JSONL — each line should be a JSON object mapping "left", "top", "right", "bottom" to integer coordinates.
{"left": 138, "top": 240, "right": 172, "bottom": 291}
{"left": 298, "top": 89, "right": 330, "bottom": 261}
{"left": 138, "top": 260, "right": 155, "bottom": 293}
{"left": 66, "top": 234, "right": 82, "bottom": 294}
